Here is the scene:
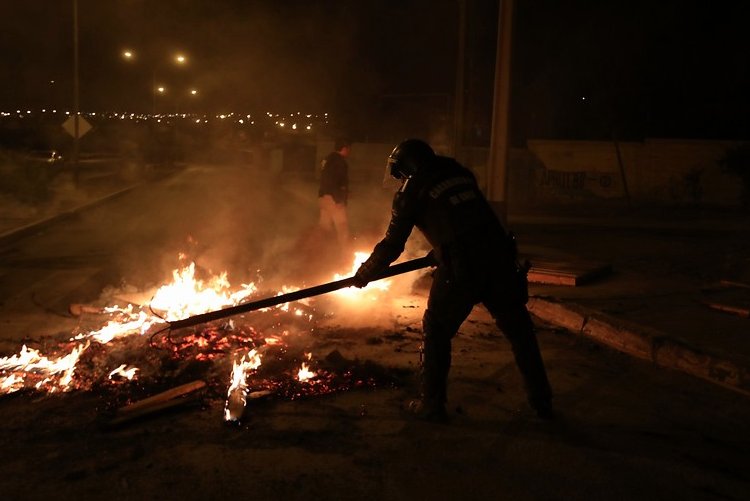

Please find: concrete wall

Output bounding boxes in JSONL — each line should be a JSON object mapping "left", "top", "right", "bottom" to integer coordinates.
{"left": 525, "top": 138, "right": 743, "bottom": 207}
{"left": 314, "top": 138, "right": 745, "bottom": 209}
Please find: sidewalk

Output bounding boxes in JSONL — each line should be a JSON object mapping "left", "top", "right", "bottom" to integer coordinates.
{"left": 510, "top": 208, "right": 750, "bottom": 398}
{"left": 2, "top": 171, "right": 748, "bottom": 399}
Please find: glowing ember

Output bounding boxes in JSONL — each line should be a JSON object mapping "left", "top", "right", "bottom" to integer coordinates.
{"left": 224, "top": 349, "right": 262, "bottom": 422}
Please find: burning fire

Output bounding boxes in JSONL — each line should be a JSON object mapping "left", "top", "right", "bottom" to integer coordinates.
{"left": 224, "top": 349, "right": 262, "bottom": 422}
{"left": 0, "top": 251, "right": 399, "bottom": 421}
{"left": 297, "top": 352, "right": 316, "bottom": 382}
{"left": 333, "top": 251, "right": 390, "bottom": 299}
{"left": 108, "top": 364, "right": 139, "bottom": 380}
{"left": 149, "top": 262, "right": 257, "bottom": 321}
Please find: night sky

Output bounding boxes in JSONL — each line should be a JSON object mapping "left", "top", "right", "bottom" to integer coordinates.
{"left": 1, "top": 0, "right": 747, "bottom": 143}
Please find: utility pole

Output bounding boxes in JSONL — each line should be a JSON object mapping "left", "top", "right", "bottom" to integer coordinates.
{"left": 486, "top": 0, "right": 514, "bottom": 226}
{"left": 72, "top": 0, "right": 80, "bottom": 185}
{"left": 453, "top": 0, "right": 467, "bottom": 159}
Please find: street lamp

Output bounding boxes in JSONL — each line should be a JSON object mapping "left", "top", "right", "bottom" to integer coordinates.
{"left": 121, "top": 48, "right": 189, "bottom": 115}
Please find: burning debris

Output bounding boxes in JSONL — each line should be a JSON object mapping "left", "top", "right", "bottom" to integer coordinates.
{"left": 0, "top": 250, "right": 432, "bottom": 426}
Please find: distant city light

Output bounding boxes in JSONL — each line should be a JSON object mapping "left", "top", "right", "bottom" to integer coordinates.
{"left": 0, "top": 108, "right": 332, "bottom": 133}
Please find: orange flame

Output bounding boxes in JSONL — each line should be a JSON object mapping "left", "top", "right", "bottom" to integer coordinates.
{"left": 108, "top": 364, "right": 139, "bottom": 380}
{"left": 224, "top": 349, "right": 262, "bottom": 421}
{"left": 1, "top": 257, "right": 265, "bottom": 396}
{"left": 297, "top": 352, "right": 316, "bottom": 382}
{"left": 0, "top": 342, "right": 89, "bottom": 394}
{"left": 150, "top": 262, "right": 257, "bottom": 321}
{"left": 333, "top": 252, "right": 390, "bottom": 299}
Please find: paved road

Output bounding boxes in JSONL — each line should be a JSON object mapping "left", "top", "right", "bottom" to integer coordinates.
{"left": 0, "top": 164, "right": 749, "bottom": 500}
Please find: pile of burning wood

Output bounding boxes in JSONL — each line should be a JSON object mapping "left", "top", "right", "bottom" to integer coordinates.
{"left": 0, "top": 251, "right": 432, "bottom": 426}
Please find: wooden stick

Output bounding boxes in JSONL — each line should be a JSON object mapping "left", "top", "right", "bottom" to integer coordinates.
{"left": 109, "top": 380, "right": 207, "bottom": 426}
{"left": 168, "top": 254, "right": 435, "bottom": 330}
{"left": 704, "top": 302, "right": 750, "bottom": 319}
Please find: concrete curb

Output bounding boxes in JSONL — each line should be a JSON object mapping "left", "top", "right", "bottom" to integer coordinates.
{"left": 0, "top": 169, "right": 183, "bottom": 246}
{"left": 0, "top": 185, "right": 143, "bottom": 245}
{"left": 527, "top": 297, "right": 750, "bottom": 398}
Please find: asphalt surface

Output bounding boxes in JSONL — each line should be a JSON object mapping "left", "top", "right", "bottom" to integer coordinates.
{"left": 1, "top": 163, "right": 749, "bottom": 500}
{"left": 2, "top": 165, "right": 749, "bottom": 399}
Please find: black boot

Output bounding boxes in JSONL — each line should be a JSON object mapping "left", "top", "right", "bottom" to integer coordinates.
{"left": 529, "top": 396, "right": 556, "bottom": 420}
{"left": 406, "top": 335, "right": 450, "bottom": 422}
{"left": 502, "top": 309, "right": 554, "bottom": 419}
{"left": 405, "top": 398, "right": 448, "bottom": 422}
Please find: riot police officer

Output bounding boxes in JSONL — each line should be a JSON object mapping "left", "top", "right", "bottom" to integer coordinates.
{"left": 354, "top": 139, "right": 553, "bottom": 421}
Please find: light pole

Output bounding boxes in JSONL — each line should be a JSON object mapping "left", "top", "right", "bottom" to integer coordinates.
{"left": 72, "top": 0, "right": 80, "bottom": 183}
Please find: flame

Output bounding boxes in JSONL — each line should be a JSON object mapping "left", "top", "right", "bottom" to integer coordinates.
{"left": 224, "top": 349, "right": 262, "bottom": 421}
{"left": 73, "top": 305, "right": 160, "bottom": 343}
{"left": 296, "top": 352, "right": 316, "bottom": 382}
{"left": 333, "top": 252, "right": 390, "bottom": 299}
{"left": 149, "top": 262, "right": 257, "bottom": 321}
{"left": 108, "top": 364, "right": 139, "bottom": 380}
{"left": 297, "top": 362, "right": 315, "bottom": 381}
{"left": 1, "top": 250, "right": 334, "bottom": 404}
{"left": 0, "top": 343, "right": 89, "bottom": 394}
{"left": 1, "top": 256, "right": 266, "bottom": 396}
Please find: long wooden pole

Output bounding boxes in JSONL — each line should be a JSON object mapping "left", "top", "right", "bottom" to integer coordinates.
{"left": 167, "top": 254, "right": 436, "bottom": 331}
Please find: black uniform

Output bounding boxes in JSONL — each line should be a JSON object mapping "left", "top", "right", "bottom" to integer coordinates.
{"left": 357, "top": 155, "right": 552, "bottom": 412}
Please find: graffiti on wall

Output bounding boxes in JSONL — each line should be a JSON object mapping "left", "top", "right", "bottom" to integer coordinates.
{"left": 538, "top": 168, "right": 617, "bottom": 198}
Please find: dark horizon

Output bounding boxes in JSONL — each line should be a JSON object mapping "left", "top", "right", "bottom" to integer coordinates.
{"left": 1, "top": 0, "right": 748, "bottom": 143}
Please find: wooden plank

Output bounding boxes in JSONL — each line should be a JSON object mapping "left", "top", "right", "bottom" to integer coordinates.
{"left": 527, "top": 260, "right": 612, "bottom": 286}
{"left": 109, "top": 380, "right": 207, "bottom": 426}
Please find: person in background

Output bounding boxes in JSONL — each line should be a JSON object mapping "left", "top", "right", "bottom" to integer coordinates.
{"left": 318, "top": 138, "right": 352, "bottom": 254}
{"left": 353, "top": 139, "right": 553, "bottom": 422}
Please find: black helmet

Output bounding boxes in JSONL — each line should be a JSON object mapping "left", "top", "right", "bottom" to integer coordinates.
{"left": 386, "top": 139, "right": 435, "bottom": 180}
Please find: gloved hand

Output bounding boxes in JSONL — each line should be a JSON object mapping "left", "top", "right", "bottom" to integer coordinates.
{"left": 353, "top": 258, "right": 381, "bottom": 288}
{"left": 352, "top": 271, "right": 370, "bottom": 289}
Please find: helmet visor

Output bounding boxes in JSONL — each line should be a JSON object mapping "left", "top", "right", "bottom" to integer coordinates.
{"left": 382, "top": 156, "right": 403, "bottom": 189}
{"left": 386, "top": 155, "right": 403, "bottom": 180}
